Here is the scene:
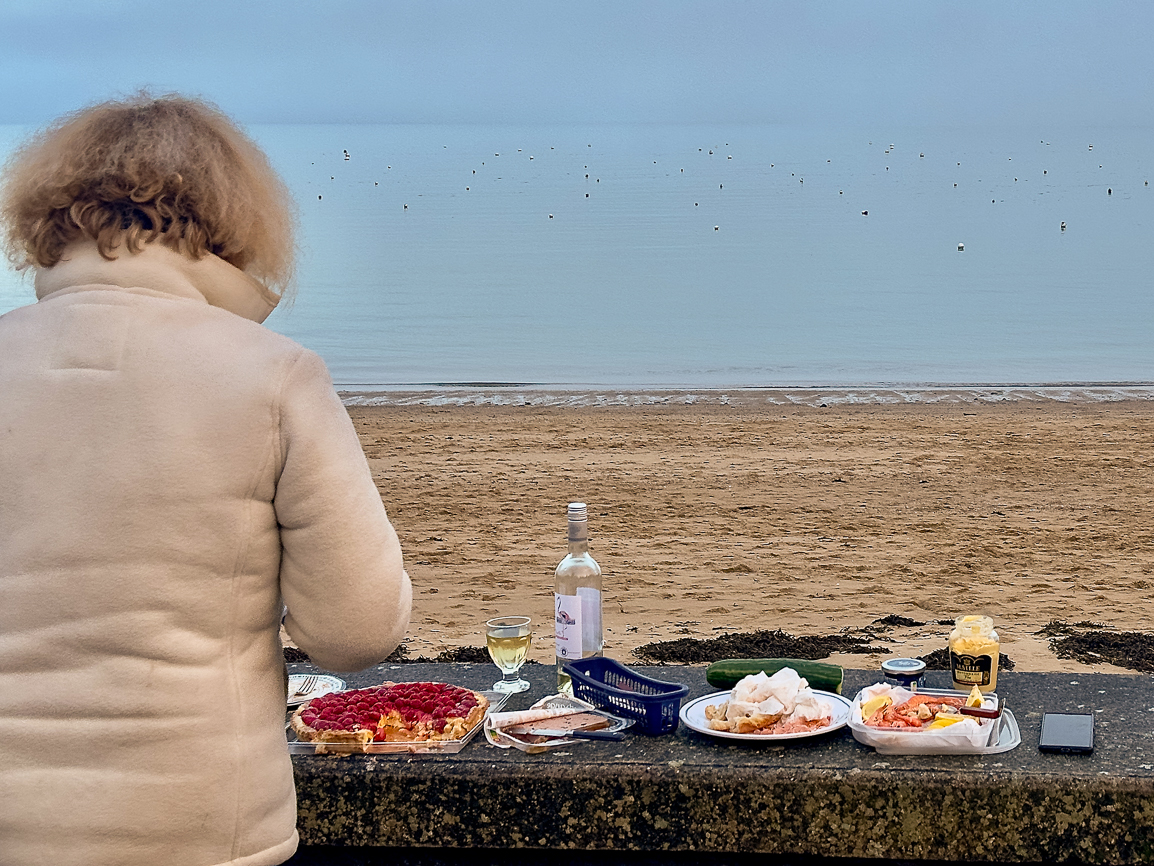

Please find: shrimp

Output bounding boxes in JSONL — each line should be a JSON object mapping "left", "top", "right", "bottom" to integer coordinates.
{"left": 866, "top": 694, "right": 965, "bottom": 729}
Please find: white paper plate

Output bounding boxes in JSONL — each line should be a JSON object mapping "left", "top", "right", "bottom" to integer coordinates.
{"left": 679, "top": 690, "right": 853, "bottom": 742}
{"left": 287, "top": 674, "right": 345, "bottom": 707}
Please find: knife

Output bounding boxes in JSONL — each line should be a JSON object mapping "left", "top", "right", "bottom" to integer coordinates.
{"left": 960, "top": 697, "right": 1005, "bottom": 719}
{"left": 529, "top": 728, "right": 626, "bottom": 741}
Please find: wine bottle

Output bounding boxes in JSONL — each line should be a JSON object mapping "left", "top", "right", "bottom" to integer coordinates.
{"left": 554, "top": 502, "right": 603, "bottom": 692}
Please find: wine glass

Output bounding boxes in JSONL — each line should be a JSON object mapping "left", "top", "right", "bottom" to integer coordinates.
{"left": 485, "top": 616, "right": 532, "bottom": 693}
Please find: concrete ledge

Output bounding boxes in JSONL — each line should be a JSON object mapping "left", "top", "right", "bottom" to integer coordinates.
{"left": 290, "top": 664, "right": 1154, "bottom": 863}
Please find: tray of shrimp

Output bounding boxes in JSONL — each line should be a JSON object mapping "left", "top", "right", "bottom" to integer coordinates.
{"left": 848, "top": 684, "right": 1020, "bottom": 755}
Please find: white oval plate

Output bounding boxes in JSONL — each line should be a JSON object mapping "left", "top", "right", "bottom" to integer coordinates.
{"left": 680, "top": 690, "right": 853, "bottom": 741}
{"left": 287, "top": 674, "right": 345, "bottom": 707}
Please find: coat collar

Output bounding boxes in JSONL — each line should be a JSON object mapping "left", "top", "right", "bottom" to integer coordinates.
{"left": 34, "top": 241, "right": 281, "bottom": 323}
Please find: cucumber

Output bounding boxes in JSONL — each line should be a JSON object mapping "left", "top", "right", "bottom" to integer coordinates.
{"left": 706, "top": 658, "right": 844, "bottom": 694}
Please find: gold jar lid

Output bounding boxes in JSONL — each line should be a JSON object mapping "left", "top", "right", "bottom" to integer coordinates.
{"left": 954, "top": 614, "right": 994, "bottom": 631}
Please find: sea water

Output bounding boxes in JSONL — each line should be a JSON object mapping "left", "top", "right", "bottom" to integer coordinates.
{"left": 2, "top": 123, "right": 1152, "bottom": 395}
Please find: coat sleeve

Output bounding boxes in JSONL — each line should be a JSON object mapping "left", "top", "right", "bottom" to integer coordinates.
{"left": 274, "top": 349, "right": 412, "bottom": 673}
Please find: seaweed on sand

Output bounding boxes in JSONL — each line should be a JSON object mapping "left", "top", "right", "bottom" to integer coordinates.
{"left": 631, "top": 629, "right": 888, "bottom": 664}
{"left": 870, "top": 614, "right": 925, "bottom": 628}
{"left": 1034, "top": 620, "right": 1154, "bottom": 672}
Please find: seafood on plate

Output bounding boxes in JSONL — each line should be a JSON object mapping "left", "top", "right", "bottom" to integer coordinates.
{"left": 704, "top": 667, "right": 832, "bottom": 735}
{"left": 859, "top": 683, "right": 985, "bottom": 731}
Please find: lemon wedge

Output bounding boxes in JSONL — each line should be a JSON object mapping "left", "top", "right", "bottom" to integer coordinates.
{"left": 965, "top": 685, "right": 984, "bottom": 707}
{"left": 927, "top": 713, "right": 965, "bottom": 729}
{"left": 860, "top": 694, "right": 892, "bottom": 720}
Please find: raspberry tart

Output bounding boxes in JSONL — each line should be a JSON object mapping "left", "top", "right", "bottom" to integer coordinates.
{"left": 290, "top": 681, "right": 490, "bottom": 751}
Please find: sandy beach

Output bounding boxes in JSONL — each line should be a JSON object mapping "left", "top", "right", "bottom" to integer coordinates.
{"left": 337, "top": 397, "right": 1154, "bottom": 674}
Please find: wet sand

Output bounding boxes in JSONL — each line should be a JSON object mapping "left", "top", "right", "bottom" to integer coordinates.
{"left": 344, "top": 398, "right": 1154, "bottom": 673}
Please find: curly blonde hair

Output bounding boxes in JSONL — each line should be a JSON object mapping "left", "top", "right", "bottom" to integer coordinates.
{"left": 0, "top": 92, "right": 296, "bottom": 296}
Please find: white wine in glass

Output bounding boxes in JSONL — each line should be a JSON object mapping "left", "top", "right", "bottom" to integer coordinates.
{"left": 485, "top": 616, "right": 532, "bottom": 693}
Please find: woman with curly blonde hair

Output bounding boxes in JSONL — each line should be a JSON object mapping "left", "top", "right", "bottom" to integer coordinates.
{"left": 0, "top": 94, "right": 411, "bottom": 866}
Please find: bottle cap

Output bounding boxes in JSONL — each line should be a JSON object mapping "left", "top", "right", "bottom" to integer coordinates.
{"left": 566, "top": 502, "right": 588, "bottom": 543}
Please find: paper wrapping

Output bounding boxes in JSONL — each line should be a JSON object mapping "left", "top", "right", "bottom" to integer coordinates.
{"left": 848, "top": 684, "right": 1001, "bottom": 755}
{"left": 484, "top": 695, "right": 611, "bottom": 753}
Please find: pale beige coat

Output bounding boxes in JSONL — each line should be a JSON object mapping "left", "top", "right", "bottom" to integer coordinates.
{"left": 0, "top": 242, "right": 412, "bottom": 866}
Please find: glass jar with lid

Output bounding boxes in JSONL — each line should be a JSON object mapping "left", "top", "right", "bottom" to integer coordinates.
{"left": 949, "top": 615, "right": 1000, "bottom": 693}
{"left": 881, "top": 657, "right": 927, "bottom": 690}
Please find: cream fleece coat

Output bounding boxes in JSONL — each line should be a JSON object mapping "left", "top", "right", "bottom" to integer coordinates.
{"left": 0, "top": 242, "right": 412, "bottom": 866}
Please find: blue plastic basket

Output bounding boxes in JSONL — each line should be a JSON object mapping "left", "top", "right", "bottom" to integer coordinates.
{"left": 563, "top": 657, "right": 689, "bottom": 735}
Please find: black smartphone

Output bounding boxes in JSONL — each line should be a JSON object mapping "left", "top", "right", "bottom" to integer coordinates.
{"left": 1039, "top": 712, "right": 1095, "bottom": 753}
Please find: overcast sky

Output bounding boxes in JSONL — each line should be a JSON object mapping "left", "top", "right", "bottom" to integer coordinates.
{"left": 0, "top": 1, "right": 1150, "bottom": 128}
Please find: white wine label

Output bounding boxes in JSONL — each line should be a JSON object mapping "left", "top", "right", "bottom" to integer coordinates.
{"left": 554, "top": 593, "right": 583, "bottom": 659}
{"left": 577, "top": 586, "right": 601, "bottom": 652}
